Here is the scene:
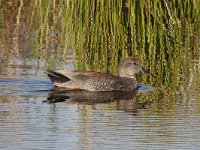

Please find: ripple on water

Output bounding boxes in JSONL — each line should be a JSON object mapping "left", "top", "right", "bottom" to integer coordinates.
{"left": 0, "top": 77, "right": 52, "bottom": 96}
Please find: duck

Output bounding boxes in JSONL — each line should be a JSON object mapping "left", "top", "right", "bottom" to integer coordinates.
{"left": 46, "top": 57, "right": 154, "bottom": 91}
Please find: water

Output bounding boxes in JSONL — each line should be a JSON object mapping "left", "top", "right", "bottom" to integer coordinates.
{"left": 0, "top": 68, "right": 200, "bottom": 149}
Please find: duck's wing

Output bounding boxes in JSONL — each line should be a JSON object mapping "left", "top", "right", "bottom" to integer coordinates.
{"left": 46, "top": 70, "right": 72, "bottom": 83}
{"left": 46, "top": 70, "right": 110, "bottom": 82}
{"left": 46, "top": 70, "right": 118, "bottom": 90}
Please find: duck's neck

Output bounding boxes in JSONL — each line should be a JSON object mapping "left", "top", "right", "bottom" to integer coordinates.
{"left": 118, "top": 74, "right": 136, "bottom": 79}
{"left": 118, "top": 70, "right": 136, "bottom": 79}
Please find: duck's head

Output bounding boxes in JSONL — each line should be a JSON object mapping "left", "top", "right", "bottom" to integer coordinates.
{"left": 118, "top": 57, "right": 154, "bottom": 78}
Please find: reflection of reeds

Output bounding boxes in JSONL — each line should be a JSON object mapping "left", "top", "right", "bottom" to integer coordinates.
{"left": 0, "top": 0, "right": 75, "bottom": 73}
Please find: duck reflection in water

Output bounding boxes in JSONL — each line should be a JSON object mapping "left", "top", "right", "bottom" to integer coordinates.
{"left": 44, "top": 88, "right": 151, "bottom": 114}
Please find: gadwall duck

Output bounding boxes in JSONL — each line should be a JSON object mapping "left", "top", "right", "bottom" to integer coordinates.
{"left": 46, "top": 57, "right": 154, "bottom": 91}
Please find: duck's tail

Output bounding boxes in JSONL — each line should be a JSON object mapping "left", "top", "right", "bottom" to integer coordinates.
{"left": 45, "top": 70, "right": 70, "bottom": 83}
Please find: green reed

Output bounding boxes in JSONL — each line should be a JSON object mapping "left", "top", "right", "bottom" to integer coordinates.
{"left": 69, "top": 0, "right": 200, "bottom": 89}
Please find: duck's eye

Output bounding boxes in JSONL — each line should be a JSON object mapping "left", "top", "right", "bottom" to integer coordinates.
{"left": 133, "top": 62, "right": 138, "bottom": 65}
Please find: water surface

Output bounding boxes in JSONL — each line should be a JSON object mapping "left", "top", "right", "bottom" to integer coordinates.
{"left": 1, "top": 68, "right": 200, "bottom": 150}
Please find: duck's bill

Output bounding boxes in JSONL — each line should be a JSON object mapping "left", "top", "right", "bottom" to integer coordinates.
{"left": 141, "top": 68, "right": 155, "bottom": 78}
